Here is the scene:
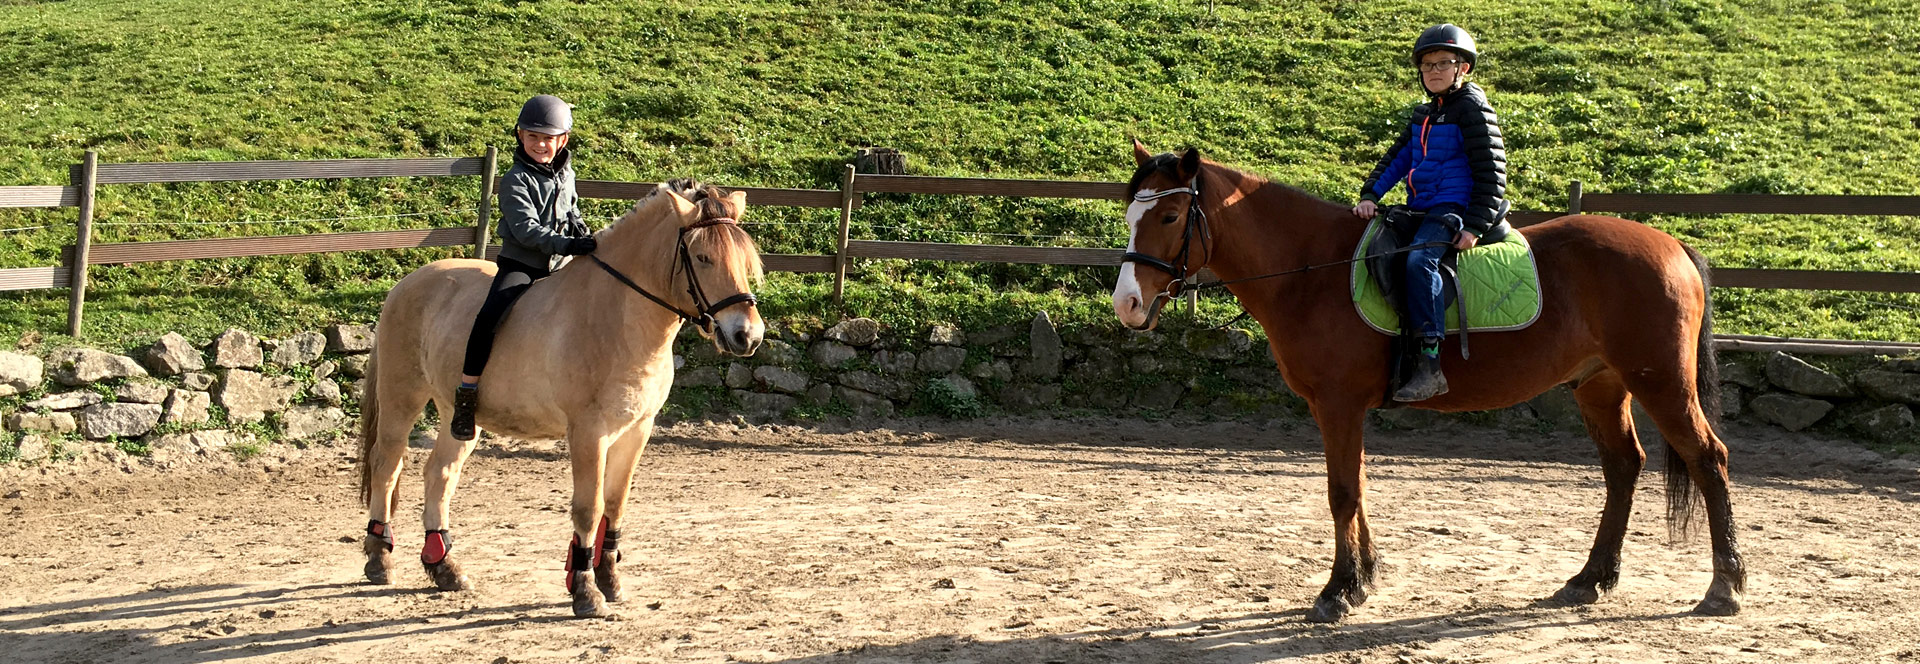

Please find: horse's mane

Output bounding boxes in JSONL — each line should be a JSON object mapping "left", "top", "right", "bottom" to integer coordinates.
{"left": 1126, "top": 151, "right": 1342, "bottom": 214}
{"left": 616, "top": 178, "right": 765, "bottom": 286}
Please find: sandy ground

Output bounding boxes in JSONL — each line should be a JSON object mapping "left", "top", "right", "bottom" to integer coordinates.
{"left": 2, "top": 416, "right": 1918, "bottom": 664}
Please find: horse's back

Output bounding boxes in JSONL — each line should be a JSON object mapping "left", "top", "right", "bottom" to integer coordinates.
{"left": 373, "top": 258, "right": 499, "bottom": 384}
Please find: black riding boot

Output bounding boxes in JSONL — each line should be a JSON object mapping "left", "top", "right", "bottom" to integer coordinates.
{"left": 450, "top": 385, "right": 480, "bottom": 441}
{"left": 1393, "top": 343, "right": 1449, "bottom": 402}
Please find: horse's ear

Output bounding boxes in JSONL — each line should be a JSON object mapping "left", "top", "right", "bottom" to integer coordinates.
{"left": 661, "top": 184, "right": 700, "bottom": 219}
{"left": 1178, "top": 147, "right": 1203, "bottom": 179}
{"left": 725, "top": 190, "right": 748, "bottom": 218}
{"left": 1131, "top": 138, "right": 1152, "bottom": 165}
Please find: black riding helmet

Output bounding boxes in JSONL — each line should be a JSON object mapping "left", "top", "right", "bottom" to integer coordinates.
{"left": 1411, "top": 24, "right": 1477, "bottom": 67}
{"left": 516, "top": 94, "right": 573, "bottom": 135}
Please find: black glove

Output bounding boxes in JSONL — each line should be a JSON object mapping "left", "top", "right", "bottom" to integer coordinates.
{"left": 563, "top": 236, "right": 598, "bottom": 256}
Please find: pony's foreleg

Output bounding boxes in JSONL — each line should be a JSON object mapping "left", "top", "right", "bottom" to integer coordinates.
{"left": 1307, "top": 397, "right": 1375, "bottom": 623}
{"left": 1553, "top": 370, "right": 1645, "bottom": 605}
{"left": 419, "top": 415, "right": 479, "bottom": 591}
{"left": 565, "top": 424, "right": 616, "bottom": 618}
{"left": 592, "top": 415, "right": 656, "bottom": 604}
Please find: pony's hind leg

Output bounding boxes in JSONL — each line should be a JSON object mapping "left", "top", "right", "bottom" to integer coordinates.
{"left": 1618, "top": 369, "right": 1745, "bottom": 616}
{"left": 420, "top": 413, "right": 480, "bottom": 591}
{"left": 362, "top": 372, "right": 425, "bottom": 586}
{"left": 593, "top": 417, "right": 658, "bottom": 604}
{"left": 1552, "top": 370, "right": 1646, "bottom": 605}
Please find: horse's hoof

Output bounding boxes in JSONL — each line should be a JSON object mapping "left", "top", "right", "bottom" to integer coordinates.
{"left": 1550, "top": 582, "right": 1603, "bottom": 606}
{"left": 1693, "top": 593, "right": 1741, "bottom": 616}
{"left": 594, "top": 562, "right": 625, "bottom": 604}
{"left": 1307, "top": 596, "right": 1352, "bottom": 623}
{"left": 364, "top": 557, "right": 393, "bottom": 585}
{"left": 424, "top": 559, "right": 472, "bottom": 591}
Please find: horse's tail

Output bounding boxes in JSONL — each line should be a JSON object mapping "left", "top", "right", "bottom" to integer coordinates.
{"left": 356, "top": 347, "right": 381, "bottom": 508}
{"left": 1667, "top": 241, "right": 1718, "bottom": 538}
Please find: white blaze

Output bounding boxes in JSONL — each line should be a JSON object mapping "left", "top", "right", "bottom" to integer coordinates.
{"left": 1112, "top": 190, "right": 1157, "bottom": 328}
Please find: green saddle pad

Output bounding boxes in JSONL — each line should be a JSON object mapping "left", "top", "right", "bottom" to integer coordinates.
{"left": 1350, "top": 217, "right": 1542, "bottom": 335}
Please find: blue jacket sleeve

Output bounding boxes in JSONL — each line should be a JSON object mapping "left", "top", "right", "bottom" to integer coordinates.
{"left": 1360, "top": 121, "right": 1417, "bottom": 202}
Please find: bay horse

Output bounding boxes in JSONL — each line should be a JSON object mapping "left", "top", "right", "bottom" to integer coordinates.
{"left": 1111, "top": 141, "right": 1742, "bottom": 622}
{"left": 358, "top": 180, "right": 765, "bottom": 617}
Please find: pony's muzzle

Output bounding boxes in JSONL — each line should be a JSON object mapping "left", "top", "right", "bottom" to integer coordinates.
{"left": 712, "top": 315, "right": 763, "bottom": 357}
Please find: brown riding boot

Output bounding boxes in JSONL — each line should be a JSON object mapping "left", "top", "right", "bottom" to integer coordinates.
{"left": 1393, "top": 349, "right": 1449, "bottom": 402}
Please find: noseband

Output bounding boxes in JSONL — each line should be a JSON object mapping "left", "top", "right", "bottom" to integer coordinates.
{"left": 1120, "top": 174, "right": 1210, "bottom": 330}
{"left": 587, "top": 216, "right": 758, "bottom": 333}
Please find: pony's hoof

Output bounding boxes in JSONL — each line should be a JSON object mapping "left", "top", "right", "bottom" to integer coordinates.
{"left": 1307, "top": 596, "right": 1352, "bottom": 623}
{"left": 364, "top": 557, "right": 393, "bottom": 585}
{"left": 1693, "top": 593, "right": 1741, "bottom": 616}
{"left": 594, "top": 562, "right": 625, "bottom": 604}
{"left": 424, "top": 559, "right": 472, "bottom": 591}
{"left": 1550, "top": 582, "right": 1603, "bottom": 606}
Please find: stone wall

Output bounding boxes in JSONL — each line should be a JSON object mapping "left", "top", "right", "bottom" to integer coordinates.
{"left": 4, "top": 314, "right": 1916, "bottom": 468}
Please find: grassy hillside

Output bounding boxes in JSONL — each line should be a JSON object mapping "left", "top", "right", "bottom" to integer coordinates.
{"left": 2, "top": 0, "right": 1918, "bottom": 351}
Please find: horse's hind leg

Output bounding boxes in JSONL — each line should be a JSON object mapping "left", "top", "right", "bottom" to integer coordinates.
{"left": 1552, "top": 370, "right": 1645, "bottom": 605}
{"left": 364, "top": 376, "right": 427, "bottom": 586}
{"left": 1618, "top": 368, "right": 1744, "bottom": 616}
{"left": 593, "top": 416, "right": 657, "bottom": 604}
{"left": 420, "top": 413, "right": 480, "bottom": 591}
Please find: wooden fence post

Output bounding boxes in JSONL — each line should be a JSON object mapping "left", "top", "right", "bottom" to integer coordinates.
{"left": 1568, "top": 180, "right": 1583, "bottom": 215}
{"left": 66, "top": 150, "right": 97, "bottom": 338}
{"left": 833, "top": 164, "right": 857, "bottom": 308}
{"left": 474, "top": 146, "right": 497, "bottom": 258}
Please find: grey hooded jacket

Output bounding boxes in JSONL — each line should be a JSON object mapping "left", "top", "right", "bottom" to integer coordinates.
{"left": 497, "top": 147, "right": 589, "bottom": 271}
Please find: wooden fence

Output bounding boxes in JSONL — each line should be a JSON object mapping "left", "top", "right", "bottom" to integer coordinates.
{"left": 3, "top": 151, "right": 1918, "bottom": 354}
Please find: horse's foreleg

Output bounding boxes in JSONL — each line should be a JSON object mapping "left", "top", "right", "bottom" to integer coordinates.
{"left": 566, "top": 425, "right": 615, "bottom": 618}
{"left": 419, "top": 417, "right": 479, "bottom": 591}
{"left": 1553, "top": 370, "right": 1645, "bottom": 605}
{"left": 593, "top": 416, "right": 656, "bottom": 604}
{"left": 1307, "top": 398, "right": 1373, "bottom": 623}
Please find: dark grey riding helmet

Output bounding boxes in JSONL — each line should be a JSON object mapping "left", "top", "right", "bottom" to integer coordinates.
{"left": 516, "top": 95, "right": 573, "bottom": 135}
{"left": 1412, "top": 24, "right": 1478, "bottom": 67}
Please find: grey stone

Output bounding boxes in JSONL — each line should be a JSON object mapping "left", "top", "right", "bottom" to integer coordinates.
{"left": 970, "top": 359, "right": 1014, "bottom": 382}
{"left": 834, "top": 386, "right": 895, "bottom": 418}
{"left": 754, "top": 339, "right": 802, "bottom": 367}
{"left": 809, "top": 341, "right": 858, "bottom": 368}
{"left": 269, "top": 332, "right": 327, "bottom": 366}
{"left": 1133, "top": 381, "right": 1186, "bottom": 410}
{"left": 1856, "top": 370, "right": 1920, "bottom": 405}
{"left": 917, "top": 346, "right": 967, "bottom": 374}
{"left": 1129, "top": 355, "right": 1162, "bottom": 374}
{"left": 1720, "top": 385, "right": 1745, "bottom": 420}
{"left": 673, "top": 366, "right": 724, "bottom": 388}
{"left": 50, "top": 348, "right": 148, "bottom": 386}
{"left": 79, "top": 402, "right": 163, "bottom": 439}
{"left": 673, "top": 355, "right": 685, "bottom": 370}
{"left": 1749, "top": 393, "right": 1834, "bottom": 432}
{"left": 348, "top": 379, "right": 366, "bottom": 402}
{"left": 997, "top": 383, "right": 1061, "bottom": 413}
{"left": 115, "top": 382, "right": 169, "bottom": 404}
{"left": 281, "top": 405, "right": 351, "bottom": 441}
{"left": 215, "top": 370, "right": 302, "bottom": 423}
{"left": 209, "top": 329, "right": 263, "bottom": 369}
{"left": 326, "top": 324, "right": 375, "bottom": 353}
{"left": 1527, "top": 385, "right": 1585, "bottom": 431}
{"left": 1378, "top": 408, "right": 1441, "bottom": 429}
{"left": 1119, "top": 330, "right": 1166, "bottom": 352}
{"left": 8, "top": 412, "right": 76, "bottom": 434}
{"left": 725, "top": 363, "right": 754, "bottom": 389}
{"left": 754, "top": 366, "right": 811, "bottom": 395}
{"left": 26, "top": 390, "right": 103, "bottom": 411}
{"left": 162, "top": 389, "right": 211, "bottom": 425}
{"left": 336, "top": 355, "right": 369, "bottom": 379}
{"left": 1184, "top": 328, "right": 1255, "bottom": 361}
{"left": 839, "top": 371, "right": 913, "bottom": 400}
{"left": 181, "top": 372, "right": 216, "bottom": 391}
{"left": 1883, "top": 357, "right": 1920, "bottom": 373}
{"left": 822, "top": 318, "right": 882, "bottom": 347}
{"left": 1024, "top": 312, "right": 1063, "bottom": 380}
{"left": 1851, "top": 404, "right": 1915, "bottom": 443}
{"left": 309, "top": 380, "right": 343, "bottom": 406}
{"left": 313, "top": 360, "right": 336, "bottom": 381}
{"left": 148, "top": 430, "right": 235, "bottom": 459}
{"left": 733, "top": 390, "right": 796, "bottom": 420}
{"left": 931, "top": 375, "right": 979, "bottom": 401}
{"left": 804, "top": 382, "right": 835, "bottom": 406}
{"left": 1719, "top": 361, "right": 1768, "bottom": 390}
{"left": 873, "top": 350, "right": 917, "bottom": 376}
{"left": 928, "top": 324, "right": 964, "bottom": 346}
{"left": 969, "top": 325, "right": 1022, "bottom": 348}
{"left": 141, "top": 333, "right": 203, "bottom": 377}
{"left": 0, "top": 351, "right": 42, "bottom": 397}
{"left": 1225, "top": 367, "right": 1290, "bottom": 394}
{"left": 1765, "top": 352, "right": 1855, "bottom": 399}
{"left": 15, "top": 435, "right": 51, "bottom": 462}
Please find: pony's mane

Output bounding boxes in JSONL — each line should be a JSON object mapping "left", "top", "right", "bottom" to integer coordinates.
{"left": 617, "top": 178, "right": 765, "bottom": 285}
{"left": 1126, "top": 151, "right": 1340, "bottom": 212}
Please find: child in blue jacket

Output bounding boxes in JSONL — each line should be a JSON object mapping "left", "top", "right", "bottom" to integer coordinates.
{"left": 1351, "top": 24, "right": 1509, "bottom": 402}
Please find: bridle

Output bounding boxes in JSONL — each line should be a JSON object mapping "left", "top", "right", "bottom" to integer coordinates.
{"left": 586, "top": 216, "right": 757, "bottom": 334}
{"left": 1120, "top": 173, "right": 1211, "bottom": 331}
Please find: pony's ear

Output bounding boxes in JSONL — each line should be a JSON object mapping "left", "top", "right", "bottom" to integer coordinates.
{"left": 1131, "top": 138, "right": 1152, "bottom": 165}
{"left": 1178, "top": 147, "right": 1203, "bottom": 179}
{"left": 661, "top": 184, "right": 700, "bottom": 220}
{"left": 725, "top": 190, "right": 748, "bottom": 219}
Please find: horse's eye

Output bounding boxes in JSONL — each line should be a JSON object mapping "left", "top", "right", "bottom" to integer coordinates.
{"left": 697, "top": 254, "right": 713, "bottom": 266}
{"left": 1161, "top": 213, "right": 1178, "bottom": 225}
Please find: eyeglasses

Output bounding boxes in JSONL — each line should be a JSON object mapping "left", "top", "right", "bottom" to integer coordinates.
{"left": 1418, "top": 60, "right": 1463, "bottom": 72}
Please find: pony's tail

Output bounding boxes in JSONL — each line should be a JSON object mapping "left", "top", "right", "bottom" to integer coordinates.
{"left": 1667, "top": 242, "right": 1718, "bottom": 540}
{"left": 356, "top": 347, "right": 381, "bottom": 508}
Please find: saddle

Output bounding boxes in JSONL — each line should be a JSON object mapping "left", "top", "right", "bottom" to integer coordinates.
{"left": 1361, "top": 202, "right": 1516, "bottom": 406}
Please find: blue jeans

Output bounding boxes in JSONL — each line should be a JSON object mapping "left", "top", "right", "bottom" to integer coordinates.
{"left": 1403, "top": 204, "right": 1464, "bottom": 340}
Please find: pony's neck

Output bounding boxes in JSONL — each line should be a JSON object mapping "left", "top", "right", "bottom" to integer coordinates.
{"left": 574, "top": 195, "right": 692, "bottom": 348}
{"left": 1197, "top": 164, "right": 1362, "bottom": 287}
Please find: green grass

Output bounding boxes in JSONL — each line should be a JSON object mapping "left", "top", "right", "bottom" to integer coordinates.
{"left": 2, "top": 0, "right": 1918, "bottom": 351}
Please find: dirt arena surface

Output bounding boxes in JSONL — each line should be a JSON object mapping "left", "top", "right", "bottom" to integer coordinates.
{"left": 3, "top": 416, "right": 1918, "bottom": 663}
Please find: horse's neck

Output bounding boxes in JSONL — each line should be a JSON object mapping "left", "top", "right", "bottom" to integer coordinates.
{"left": 530, "top": 209, "right": 687, "bottom": 368}
{"left": 1203, "top": 171, "right": 1362, "bottom": 286}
